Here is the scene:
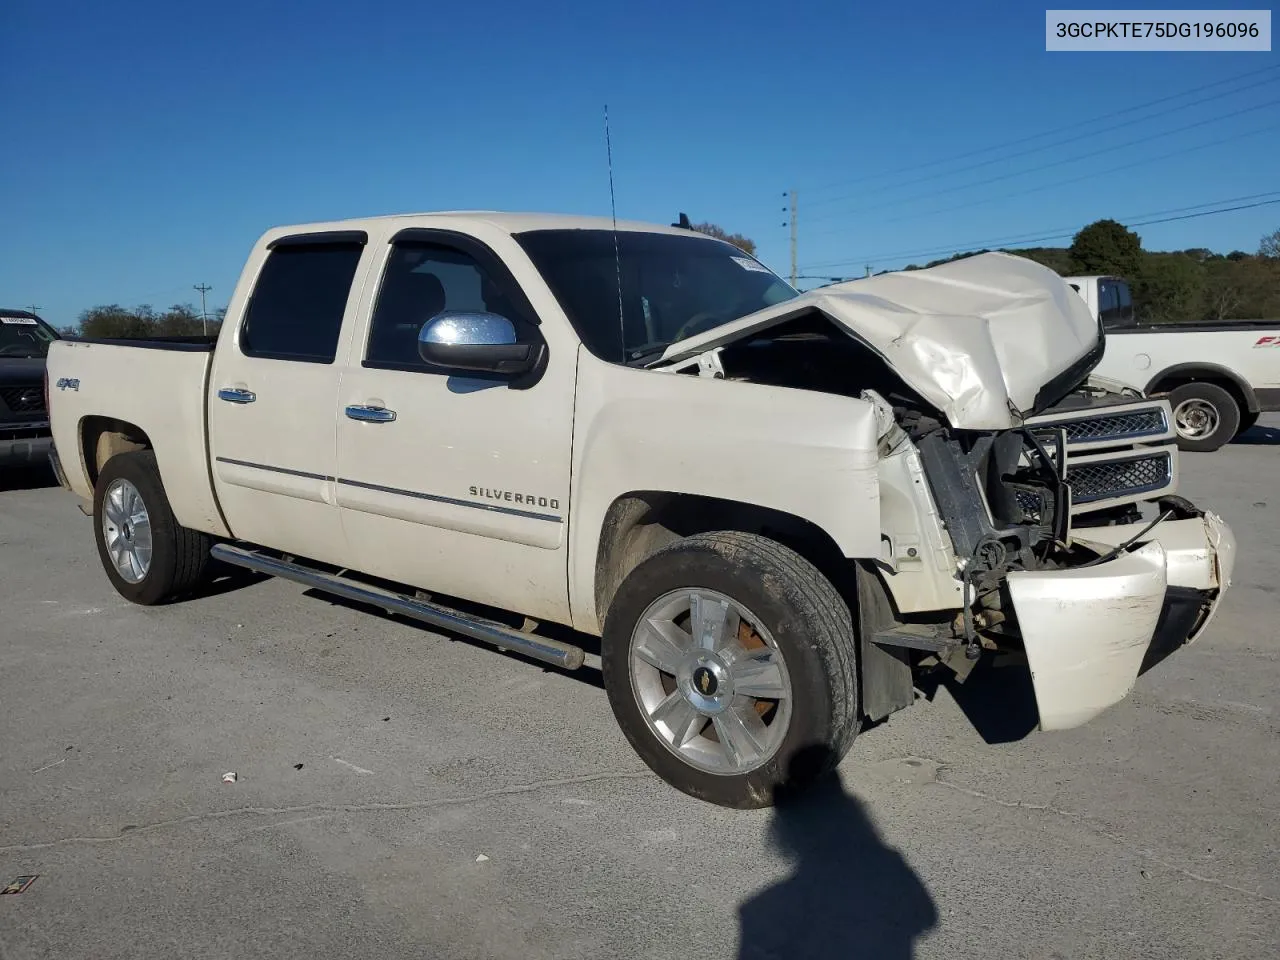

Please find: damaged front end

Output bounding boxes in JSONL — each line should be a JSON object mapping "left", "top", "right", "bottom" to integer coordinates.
{"left": 652, "top": 252, "right": 1235, "bottom": 731}
{"left": 908, "top": 406, "right": 1235, "bottom": 731}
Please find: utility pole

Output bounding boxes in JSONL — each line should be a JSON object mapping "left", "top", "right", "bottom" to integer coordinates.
{"left": 788, "top": 190, "right": 798, "bottom": 288}
{"left": 865, "top": 264, "right": 873, "bottom": 278}
{"left": 27, "top": 303, "right": 43, "bottom": 316}
{"left": 193, "top": 284, "right": 212, "bottom": 336}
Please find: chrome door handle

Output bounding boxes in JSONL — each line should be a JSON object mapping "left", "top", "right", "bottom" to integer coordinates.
{"left": 345, "top": 404, "right": 397, "bottom": 423}
{"left": 218, "top": 387, "right": 256, "bottom": 404}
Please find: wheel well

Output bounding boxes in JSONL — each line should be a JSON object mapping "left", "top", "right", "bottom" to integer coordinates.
{"left": 1147, "top": 369, "right": 1254, "bottom": 414}
{"left": 594, "top": 492, "right": 856, "bottom": 626}
{"left": 80, "top": 416, "right": 153, "bottom": 490}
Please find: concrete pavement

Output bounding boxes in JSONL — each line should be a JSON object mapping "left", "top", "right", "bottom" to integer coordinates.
{"left": 2, "top": 420, "right": 1278, "bottom": 959}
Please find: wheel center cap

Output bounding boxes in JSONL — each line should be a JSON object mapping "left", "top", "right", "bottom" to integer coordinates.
{"left": 691, "top": 665, "right": 719, "bottom": 696}
{"left": 678, "top": 656, "right": 732, "bottom": 714}
{"left": 122, "top": 522, "right": 133, "bottom": 541}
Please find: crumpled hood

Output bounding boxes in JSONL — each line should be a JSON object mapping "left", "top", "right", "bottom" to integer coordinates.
{"left": 658, "top": 252, "right": 1101, "bottom": 430}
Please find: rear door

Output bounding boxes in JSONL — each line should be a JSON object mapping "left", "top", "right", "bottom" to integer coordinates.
{"left": 208, "top": 231, "right": 372, "bottom": 564}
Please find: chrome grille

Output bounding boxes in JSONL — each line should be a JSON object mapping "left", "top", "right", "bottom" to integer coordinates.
{"left": 1033, "top": 407, "right": 1168, "bottom": 446}
{"left": 0, "top": 385, "right": 45, "bottom": 414}
{"left": 1067, "top": 453, "right": 1171, "bottom": 504}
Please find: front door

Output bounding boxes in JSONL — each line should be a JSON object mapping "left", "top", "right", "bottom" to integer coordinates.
{"left": 334, "top": 229, "right": 576, "bottom": 624}
{"left": 208, "top": 233, "right": 371, "bottom": 564}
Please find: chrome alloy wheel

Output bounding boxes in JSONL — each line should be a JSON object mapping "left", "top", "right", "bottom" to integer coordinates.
{"left": 629, "top": 588, "right": 793, "bottom": 775}
{"left": 101, "top": 478, "right": 153, "bottom": 583}
{"left": 1173, "top": 397, "right": 1220, "bottom": 440}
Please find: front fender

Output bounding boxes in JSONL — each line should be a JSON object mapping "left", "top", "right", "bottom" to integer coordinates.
{"left": 567, "top": 350, "right": 881, "bottom": 633}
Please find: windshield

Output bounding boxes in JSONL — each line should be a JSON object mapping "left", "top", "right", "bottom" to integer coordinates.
{"left": 515, "top": 229, "right": 797, "bottom": 363}
{"left": 0, "top": 315, "right": 58, "bottom": 358}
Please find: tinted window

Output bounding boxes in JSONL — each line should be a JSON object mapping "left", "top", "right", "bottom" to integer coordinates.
{"left": 365, "top": 242, "right": 535, "bottom": 369}
{"left": 0, "top": 314, "right": 58, "bottom": 358}
{"left": 1112, "top": 281, "right": 1136, "bottom": 328}
{"left": 515, "top": 229, "right": 796, "bottom": 363}
{"left": 1097, "top": 278, "right": 1131, "bottom": 330}
{"left": 241, "top": 243, "right": 364, "bottom": 362}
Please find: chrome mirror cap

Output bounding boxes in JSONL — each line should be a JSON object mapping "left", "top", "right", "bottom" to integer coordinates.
{"left": 416, "top": 312, "right": 535, "bottom": 376}
{"left": 419, "top": 312, "right": 517, "bottom": 348}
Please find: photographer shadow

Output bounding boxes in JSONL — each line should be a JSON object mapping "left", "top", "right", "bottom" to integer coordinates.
{"left": 737, "top": 747, "right": 937, "bottom": 959}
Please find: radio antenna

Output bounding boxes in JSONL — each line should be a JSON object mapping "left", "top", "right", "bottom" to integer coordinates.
{"left": 604, "top": 104, "right": 625, "bottom": 361}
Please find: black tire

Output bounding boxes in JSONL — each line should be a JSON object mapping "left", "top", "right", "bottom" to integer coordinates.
{"left": 602, "top": 531, "right": 860, "bottom": 809}
{"left": 93, "top": 450, "right": 210, "bottom": 605}
{"left": 1168, "top": 381, "right": 1240, "bottom": 452}
{"left": 1236, "top": 410, "right": 1259, "bottom": 438}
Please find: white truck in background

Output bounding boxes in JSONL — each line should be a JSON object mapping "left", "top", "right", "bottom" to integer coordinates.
{"left": 44, "top": 215, "right": 1236, "bottom": 807}
{"left": 1067, "top": 275, "right": 1280, "bottom": 451}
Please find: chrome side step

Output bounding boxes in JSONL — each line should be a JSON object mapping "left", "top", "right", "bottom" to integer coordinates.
{"left": 210, "top": 543, "right": 585, "bottom": 670}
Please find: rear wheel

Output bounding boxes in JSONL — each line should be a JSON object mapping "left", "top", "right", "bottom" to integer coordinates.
{"left": 93, "top": 450, "right": 210, "bottom": 604}
{"left": 1168, "top": 382, "right": 1240, "bottom": 452}
{"left": 602, "top": 531, "right": 859, "bottom": 808}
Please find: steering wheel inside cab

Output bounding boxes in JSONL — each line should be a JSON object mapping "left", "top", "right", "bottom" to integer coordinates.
{"left": 673, "top": 311, "right": 729, "bottom": 341}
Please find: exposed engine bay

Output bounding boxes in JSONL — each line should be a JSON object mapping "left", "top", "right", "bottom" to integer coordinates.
{"left": 649, "top": 253, "right": 1232, "bottom": 731}
{"left": 661, "top": 310, "right": 1195, "bottom": 662}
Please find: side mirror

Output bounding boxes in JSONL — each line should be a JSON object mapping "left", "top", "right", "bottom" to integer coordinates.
{"left": 417, "top": 312, "right": 537, "bottom": 375}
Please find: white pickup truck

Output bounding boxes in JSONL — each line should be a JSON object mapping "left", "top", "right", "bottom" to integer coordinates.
{"left": 46, "top": 215, "right": 1235, "bottom": 808}
{"left": 1067, "top": 274, "right": 1280, "bottom": 451}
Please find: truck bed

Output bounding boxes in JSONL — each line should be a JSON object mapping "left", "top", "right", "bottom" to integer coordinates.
{"left": 45, "top": 338, "right": 229, "bottom": 536}
{"left": 71, "top": 335, "right": 219, "bottom": 350}
{"left": 1108, "top": 320, "right": 1278, "bottom": 334}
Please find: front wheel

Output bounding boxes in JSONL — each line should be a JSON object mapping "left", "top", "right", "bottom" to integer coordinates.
{"left": 602, "top": 531, "right": 860, "bottom": 808}
{"left": 1168, "top": 382, "right": 1240, "bottom": 452}
{"left": 93, "top": 450, "right": 210, "bottom": 604}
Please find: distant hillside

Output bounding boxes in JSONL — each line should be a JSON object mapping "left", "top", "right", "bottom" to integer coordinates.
{"left": 899, "top": 221, "right": 1280, "bottom": 324}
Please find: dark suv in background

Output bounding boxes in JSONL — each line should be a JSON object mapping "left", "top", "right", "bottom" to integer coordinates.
{"left": 1, "top": 309, "right": 59, "bottom": 469}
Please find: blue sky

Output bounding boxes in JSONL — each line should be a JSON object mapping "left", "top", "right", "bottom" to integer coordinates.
{"left": 2, "top": 0, "right": 1277, "bottom": 327}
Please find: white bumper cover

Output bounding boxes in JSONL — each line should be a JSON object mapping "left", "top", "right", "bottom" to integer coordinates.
{"left": 1006, "top": 513, "right": 1236, "bottom": 731}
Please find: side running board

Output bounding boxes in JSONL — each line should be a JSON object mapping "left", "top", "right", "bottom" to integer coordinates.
{"left": 210, "top": 544, "right": 585, "bottom": 671}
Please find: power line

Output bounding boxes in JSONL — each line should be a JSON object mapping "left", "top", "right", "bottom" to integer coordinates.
{"left": 782, "top": 190, "right": 798, "bottom": 286}
{"left": 804, "top": 189, "right": 1280, "bottom": 268}
{"left": 801, "top": 194, "right": 1280, "bottom": 272}
{"left": 803, "top": 191, "right": 1280, "bottom": 270}
{"left": 804, "top": 73, "right": 1280, "bottom": 214}
{"left": 802, "top": 63, "right": 1280, "bottom": 197}
{"left": 800, "top": 118, "right": 1280, "bottom": 247}
{"left": 804, "top": 97, "right": 1280, "bottom": 228}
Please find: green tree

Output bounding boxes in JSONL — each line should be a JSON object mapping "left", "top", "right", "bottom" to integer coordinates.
{"left": 1013, "top": 247, "right": 1075, "bottom": 275}
{"left": 77, "top": 302, "right": 222, "bottom": 339}
{"left": 1134, "top": 254, "right": 1205, "bottom": 324}
{"left": 155, "top": 303, "right": 205, "bottom": 335}
{"left": 1260, "top": 228, "right": 1280, "bottom": 258}
{"left": 689, "top": 222, "right": 756, "bottom": 256}
{"left": 79, "top": 304, "right": 153, "bottom": 338}
{"left": 1068, "top": 219, "right": 1143, "bottom": 278}
{"left": 1228, "top": 256, "right": 1280, "bottom": 318}
{"left": 1204, "top": 258, "right": 1246, "bottom": 321}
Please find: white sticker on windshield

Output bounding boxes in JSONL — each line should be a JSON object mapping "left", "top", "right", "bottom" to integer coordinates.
{"left": 1, "top": 317, "right": 38, "bottom": 325}
{"left": 731, "top": 256, "right": 773, "bottom": 274}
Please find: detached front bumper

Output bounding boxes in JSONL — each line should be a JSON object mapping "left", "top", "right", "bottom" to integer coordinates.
{"left": 1006, "top": 512, "right": 1235, "bottom": 731}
